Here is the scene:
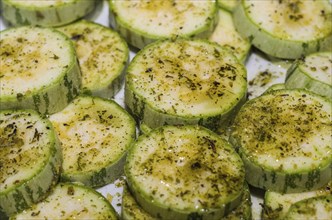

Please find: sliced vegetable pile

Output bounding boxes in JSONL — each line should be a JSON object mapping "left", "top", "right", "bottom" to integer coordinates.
{"left": 0, "top": 0, "right": 331, "bottom": 219}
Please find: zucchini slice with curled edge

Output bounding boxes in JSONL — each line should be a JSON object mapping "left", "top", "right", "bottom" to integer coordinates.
{"left": 125, "top": 38, "right": 247, "bottom": 132}
{"left": 10, "top": 182, "right": 118, "bottom": 220}
{"left": 57, "top": 20, "right": 129, "bottom": 99}
{"left": 262, "top": 181, "right": 332, "bottom": 220}
{"left": 122, "top": 182, "right": 252, "bottom": 220}
{"left": 125, "top": 125, "right": 245, "bottom": 220}
{"left": 0, "top": 26, "right": 81, "bottom": 115}
{"left": 285, "top": 52, "right": 332, "bottom": 100}
{"left": 230, "top": 89, "right": 332, "bottom": 193}
{"left": 109, "top": 0, "right": 218, "bottom": 49}
{"left": 233, "top": 0, "right": 332, "bottom": 59}
{"left": 1, "top": 0, "right": 97, "bottom": 27}
{"left": 49, "top": 95, "right": 136, "bottom": 188}
{"left": 0, "top": 109, "right": 62, "bottom": 217}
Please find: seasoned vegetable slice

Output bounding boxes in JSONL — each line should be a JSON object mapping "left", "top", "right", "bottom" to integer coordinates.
{"left": 0, "top": 26, "right": 81, "bottom": 115}
{"left": 209, "top": 8, "right": 251, "bottom": 62}
{"left": 50, "top": 95, "right": 136, "bottom": 188}
{"left": 285, "top": 52, "right": 332, "bottom": 100}
{"left": 125, "top": 125, "right": 245, "bottom": 219}
{"left": 57, "top": 20, "right": 129, "bottom": 99}
{"left": 2, "top": 0, "right": 97, "bottom": 27}
{"left": 125, "top": 38, "right": 247, "bottom": 132}
{"left": 230, "top": 89, "right": 332, "bottom": 193}
{"left": 233, "top": 0, "right": 332, "bottom": 59}
{"left": 0, "top": 109, "right": 62, "bottom": 217}
{"left": 109, "top": 0, "right": 218, "bottom": 49}
{"left": 10, "top": 183, "right": 118, "bottom": 219}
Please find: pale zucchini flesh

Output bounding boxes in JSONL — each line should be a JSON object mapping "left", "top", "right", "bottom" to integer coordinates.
{"left": 10, "top": 183, "right": 118, "bottom": 220}
{"left": 2, "top": 0, "right": 97, "bottom": 27}
{"left": 57, "top": 20, "right": 129, "bottom": 99}
{"left": 285, "top": 52, "right": 332, "bottom": 100}
{"left": 0, "top": 109, "right": 62, "bottom": 217}
{"left": 49, "top": 95, "right": 136, "bottom": 188}
{"left": 125, "top": 38, "right": 247, "bottom": 132}
{"left": 233, "top": 0, "right": 332, "bottom": 59}
{"left": 125, "top": 125, "right": 245, "bottom": 219}
{"left": 0, "top": 26, "right": 81, "bottom": 115}
{"left": 109, "top": 0, "right": 218, "bottom": 49}
{"left": 262, "top": 181, "right": 332, "bottom": 220}
{"left": 230, "top": 89, "right": 332, "bottom": 193}
{"left": 209, "top": 8, "right": 251, "bottom": 63}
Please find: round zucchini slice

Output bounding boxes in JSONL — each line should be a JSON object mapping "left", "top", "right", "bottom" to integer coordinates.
{"left": 0, "top": 109, "right": 62, "bottom": 217}
{"left": 230, "top": 89, "right": 332, "bottom": 193}
{"left": 57, "top": 20, "right": 129, "bottom": 99}
{"left": 49, "top": 95, "right": 136, "bottom": 188}
{"left": 125, "top": 38, "right": 247, "bottom": 132}
{"left": 10, "top": 182, "right": 118, "bottom": 220}
{"left": 285, "top": 195, "right": 332, "bottom": 220}
{"left": 209, "top": 8, "right": 251, "bottom": 62}
{"left": 109, "top": 0, "right": 218, "bottom": 49}
{"left": 233, "top": 0, "right": 332, "bottom": 59}
{"left": 125, "top": 125, "right": 245, "bottom": 219}
{"left": 285, "top": 52, "right": 332, "bottom": 100}
{"left": 0, "top": 26, "right": 81, "bottom": 115}
{"left": 1, "top": 0, "right": 97, "bottom": 27}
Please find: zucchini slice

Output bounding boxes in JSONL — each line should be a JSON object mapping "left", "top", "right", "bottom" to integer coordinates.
{"left": 285, "top": 195, "right": 332, "bottom": 220}
{"left": 125, "top": 125, "right": 245, "bottom": 219}
{"left": 209, "top": 8, "right": 251, "bottom": 62}
{"left": 262, "top": 181, "right": 332, "bottom": 220}
{"left": 0, "top": 109, "right": 62, "bottom": 217}
{"left": 0, "top": 26, "right": 81, "bottom": 115}
{"left": 217, "top": 0, "right": 239, "bottom": 12}
{"left": 285, "top": 52, "right": 332, "bottom": 100}
{"left": 109, "top": 0, "right": 218, "bottom": 49}
{"left": 49, "top": 95, "right": 136, "bottom": 188}
{"left": 125, "top": 38, "right": 247, "bottom": 132}
{"left": 10, "top": 182, "right": 118, "bottom": 219}
{"left": 1, "top": 0, "right": 97, "bottom": 27}
{"left": 230, "top": 89, "right": 332, "bottom": 193}
{"left": 57, "top": 20, "right": 129, "bottom": 99}
{"left": 233, "top": 0, "right": 332, "bottom": 59}
{"left": 122, "top": 182, "right": 252, "bottom": 220}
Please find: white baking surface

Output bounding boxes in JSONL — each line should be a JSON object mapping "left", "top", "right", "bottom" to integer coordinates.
{"left": 0, "top": 1, "right": 292, "bottom": 219}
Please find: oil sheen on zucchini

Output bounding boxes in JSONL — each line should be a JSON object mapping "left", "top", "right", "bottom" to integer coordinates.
{"left": 233, "top": 0, "right": 332, "bottom": 59}
{"left": 10, "top": 182, "right": 118, "bottom": 220}
{"left": 230, "top": 89, "right": 332, "bottom": 193}
{"left": 285, "top": 52, "right": 332, "bottom": 100}
{"left": 125, "top": 38, "right": 247, "bottom": 132}
{"left": 49, "top": 95, "right": 136, "bottom": 188}
{"left": 0, "top": 109, "right": 62, "bottom": 217}
{"left": 0, "top": 26, "right": 81, "bottom": 115}
{"left": 2, "top": 0, "right": 97, "bottom": 27}
{"left": 109, "top": 0, "right": 218, "bottom": 49}
{"left": 57, "top": 20, "right": 129, "bottom": 99}
{"left": 125, "top": 125, "right": 245, "bottom": 219}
